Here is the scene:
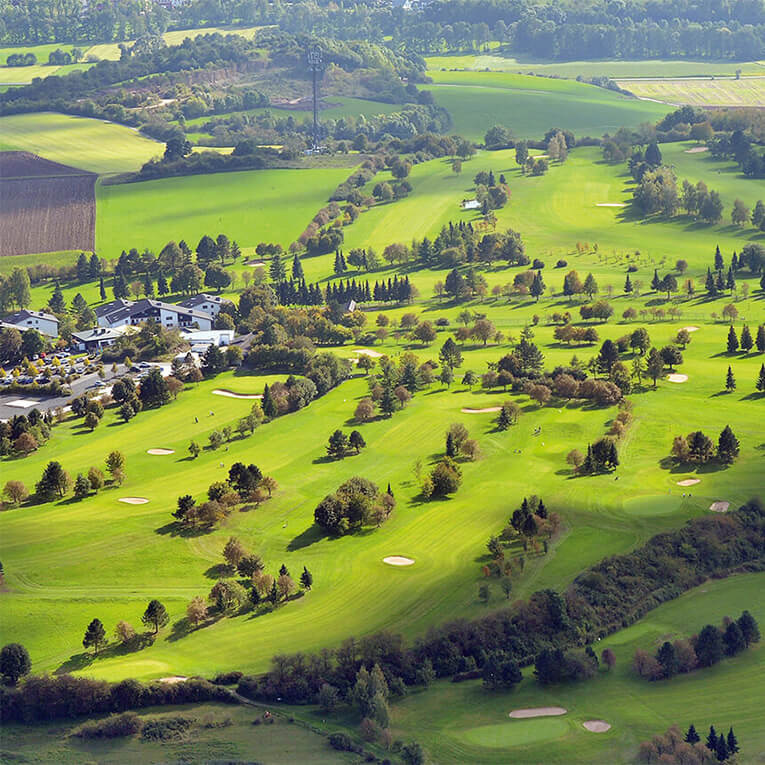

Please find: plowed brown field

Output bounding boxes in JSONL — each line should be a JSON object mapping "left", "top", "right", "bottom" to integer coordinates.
{"left": 0, "top": 151, "right": 96, "bottom": 257}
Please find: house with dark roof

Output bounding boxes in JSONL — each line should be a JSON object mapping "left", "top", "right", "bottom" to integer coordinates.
{"left": 177, "top": 293, "right": 231, "bottom": 317}
{"left": 1, "top": 309, "right": 59, "bottom": 337}
{"left": 95, "top": 299, "right": 213, "bottom": 331}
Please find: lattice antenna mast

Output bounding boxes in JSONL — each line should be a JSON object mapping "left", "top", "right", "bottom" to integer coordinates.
{"left": 307, "top": 44, "right": 323, "bottom": 152}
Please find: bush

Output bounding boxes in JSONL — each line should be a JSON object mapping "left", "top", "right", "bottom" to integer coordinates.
{"left": 75, "top": 712, "right": 142, "bottom": 739}
{"left": 329, "top": 731, "right": 355, "bottom": 751}
{"left": 140, "top": 714, "right": 195, "bottom": 741}
{"left": 212, "top": 671, "right": 243, "bottom": 686}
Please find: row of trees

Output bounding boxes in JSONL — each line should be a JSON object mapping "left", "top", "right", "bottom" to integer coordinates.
{"left": 670, "top": 426, "right": 740, "bottom": 466}
{"left": 30, "top": 451, "right": 125, "bottom": 503}
{"left": 82, "top": 600, "right": 170, "bottom": 657}
{"left": 314, "top": 477, "right": 395, "bottom": 536}
{"left": 634, "top": 610, "right": 759, "bottom": 682}
{"left": 639, "top": 724, "right": 740, "bottom": 764}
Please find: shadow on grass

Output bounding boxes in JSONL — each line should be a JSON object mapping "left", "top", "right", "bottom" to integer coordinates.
{"left": 155, "top": 521, "right": 212, "bottom": 538}
{"left": 55, "top": 634, "right": 154, "bottom": 674}
{"left": 287, "top": 524, "right": 325, "bottom": 551}
{"left": 204, "top": 563, "right": 234, "bottom": 579}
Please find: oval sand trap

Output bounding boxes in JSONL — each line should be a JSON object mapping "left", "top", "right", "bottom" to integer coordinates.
{"left": 667, "top": 374, "right": 688, "bottom": 383}
{"left": 159, "top": 676, "right": 188, "bottom": 684}
{"left": 685, "top": 146, "right": 708, "bottom": 153}
{"left": 677, "top": 478, "right": 700, "bottom": 487}
{"left": 383, "top": 556, "right": 415, "bottom": 566}
{"left": 583, "top": 720, "right": 611, "bottom": 733}
{"left": 461, "top": 407, "right": 502, "bottom": 414}
{"left": 212, "top": 388, "right": 262, "bottom": 399}
{"left": 710, "top": 501, "right": 730, "bottom": 513}
{"left": 595, "top": 202, "right": 626, "bottom": 207}
{"left": 119, "top": 497, "right": 149, "bottom": 505}
{"left": 354, "top": 348, "right": 384, "bottom": 358}
{"left": 682, "top": 326, "right": 699, "bottom": 333}
{"left": 509, "top": 707, "right": 567, "bottom": 719}
{"left": 147, "top": 448, "right": 175, "bottom": 455}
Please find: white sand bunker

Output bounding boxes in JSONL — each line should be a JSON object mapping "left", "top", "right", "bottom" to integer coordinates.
{"left": 583, "top": 720, "right": 611, "bottom": 733}
{"left": 685, "top": 146, "right": 708, "bottom": 153}
{"left": 677, "top": 479, "right": 700, "bottom": 487}
{"left": 667, "top": 374, "right": 688, "bottom": 383}
{"left": 595, "top": 202, "right": 626, "bottom": 207}
{"left": 158, "top": 676, "right": 187, "bottom": 684}
{"left": 461, "top": 406, "right": 502, "bottom": 414}
{"left": 212, "top": 388, "right": 262, "bottom": 399}
{"left": 354, "top": 348, "right": 384, "bottom": 358}
{"left": 509, "top": 707, "right": 567, "bottom": 719}
{"left": 710, "top": 501, "right": 730, "bottom": 513}
{"left": 682, "top": 326, "right": 699, "bottom": 333}
{"left": 147, "top": 448, "right": 175, "bottom": 455}
{"left": 119, "top": 497, "right": 149, "bottom": 505}
{"left": 383, "top": 556, "right": 415, "bottom": 566}
{"left": 246, "top": 260, "right": 266, "bottom": 267}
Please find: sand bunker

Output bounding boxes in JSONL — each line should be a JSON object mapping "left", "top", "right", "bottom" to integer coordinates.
{"left": 595, "top": 202, "right": 626, "bottom": 207}
{"left": 461, "top": 407, "right": 502, "bottom": 414}
{"left": 509, "top": 707, "right": 567, "bottom": 719}
{"left": 682, "top": 326, "right": 699, "bottom": 333}
{"left": 383, "top": 556, "right": 415, "bottom": 566}
{"left": 710, "top": 501, "right": 730, "bottom": 513}
{"left": 246, "top": 260, "right": 266, "bottom": 267}
{"left": 119, "top": 497, "right": 149, "bottom": 505}
{"left": 147, "top": 448, "right": 175, "bottom": 455}
{"left": 354, "top": 348, "right": 384, "bottom": 358}
{"left": 677, "top": 479, "right": 700, "bottom": 487}
{"left": 159, "top": 676, "right": 188, "bottom": 684}
{"left": 583, "top": 720, "right": 611, "bottom": 733}
{"left": 212, "top": 388, "right": 262, "bottom": 399}
{"left": 667, "top": 374, "right": 688, "bottom": 383}
{"left": 685, "top": 146, "right": 708, "bottom": 153}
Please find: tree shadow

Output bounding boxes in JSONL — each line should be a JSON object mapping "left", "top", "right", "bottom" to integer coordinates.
{"left": 204, "top": 563, "right": 234, "bottom": 579}
{"left": 55, "top": 652, "right": 94, "bottom": 675}
{"left": 154, "top": 521, "right": 212, "bottom": 538}
{"left": 287, "top": 524, "right": 325, "bottom": 551}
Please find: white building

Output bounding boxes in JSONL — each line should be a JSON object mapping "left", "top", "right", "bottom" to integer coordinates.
{"left": 177, "top": 293, "right": 231, "bottom": 318}
{"left": 94, "top": 299, "right": 212, "bottom": 332}
{"left": 180, "top": 328, "right": 234, "bottom": 348}
{"left": 71, "top": 327, "right": 124, "bottom": 352}
{"left": 1, "top": 309, "right": 60, "bottom": 337}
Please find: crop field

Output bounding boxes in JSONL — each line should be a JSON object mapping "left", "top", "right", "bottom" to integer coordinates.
{"left": 426, "top": 54, "right": 765, "bottom": 79}
{"left": 0, "top": 113, "right": 162, "bottom": 175}
{"left": 95, "top": 165, "right": 352, "bottom": 260}
{"left": 422, "top": 71, "right": 671, "bottom": 141}
{"left": 616, "top": 76, "right": 765, "bottom": 107}
{"left": 0, "top": 153, "right": 96, "bottom": 257}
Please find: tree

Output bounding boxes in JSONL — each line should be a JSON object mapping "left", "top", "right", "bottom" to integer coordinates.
{"left": 715, "top": 733, "right": 728, "bottom": 762}
{"left": 727, "top": 326, "right": 739, "bottom": 353}
{"left": 138, "top": 368, "right": 170, "bottom": 407}
{"left": 695, "top": 625, "right": 724, "bottom": 667}
{"left": 725, "top": 366, "right": 736, "bottom": 392}
{"left": 73, "top": 473, "right": 91, "bottom": 500}
{"left": 114, "top": 620, "right": 136, "bottom": 644}
{"left": 141, "top": 600, "right": 169, "bottom": 634}
{"left": 36, "top": 461, "right": 71, "bottom": 499}
{"left": 106, "top": 451, "right": 125, "bottom": 483}
{"left": 496, "top": 401, "right": 520, "bottom": 431}
{"left": 83, "top": 618, "right": 106, "bottom": 655}
{"left": 439, "top": 337, "right": 463, "bottom": 370}
{"left": 758, "top": 364, "right": 765, "bottom": 393}
{"left": 188, "top": 440, "right": 200, "bottom": 459}
{"left": 727, "top": 727, "right": 739, "bottom": 756}
{"left": 684, "top": 724, "right": 700, "bottom": 744}
{"left": 737, "top": 610, "right": 760, "bottom": 646}
{"left": 740, "top": 324, "right": 753, "bottom": 352}
{"left": 756, "top": 325, "right": 765, "bottom": 353}
{"left": 186, "top": 596, "right": 208, "bottom": 626}
{"left": 3, "top": 480, "right": 29, "bottom": 506}
{"left": 327, "top": 429, "right": 349, "bottom": 459}
{"left": 430, "top": 457, "right": 462, "bottom": 497}
{"left": 222, "top": 536, "right": 246, "bottom": 568}
{"left": 706, "top": 726, "right": 718, "bottom": 752}
{"left": 84, "top": 411, "right": 100, "bottom": 432}
{"left": 349, "top": 430, "right": 366, "bottom": 454}
{"left": 645, "top": 142, "right": 662, "bottom": 166}
{"left": 660, "top": 345, "right": 683, "bottom": 371}
{"left": 300, "top": 566, "right": 313, "bottom": 590}
{"left": 530, "top": 271, "right": 545, "bottom": 302}
{"left": 0, "top": 643, "right": 30, "bottom": 685}
{"left": 723, "top": 621, "right": 746, "bottom": 656}
{"left": 482, "top": 650, "right": 522, "bottom": 690}
{"left": 717, "top": 425, "right": 740, "bottom": 463}
{"left": 601, "top": 647, "right": 616, "bottom": 671}
{"left": 584, "top": 272, "right": 598, "bottom": 299}
{"left": 656, "top": 641, "right": 678, "bottom": 678}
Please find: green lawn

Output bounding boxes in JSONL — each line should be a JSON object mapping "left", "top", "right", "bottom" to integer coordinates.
{"left": 422, "top": 70, "right": 671, "bottom": 141}
{"left": 617, "top": 77, "right": 765, "bottom": 107}
{"left": 0, "top": 112, "right": 162, "bottom": 174}
{"left": 95, "top": 165, "right": 352, "bottom": 260}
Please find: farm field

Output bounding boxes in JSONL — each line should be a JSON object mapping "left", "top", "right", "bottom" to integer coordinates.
{"left": 422, "top": 70, "right": 671, "bottom": 141}
{"left": 616, "top": 76, "right": 765, "bottom": 107}
{"left": 95, "top": 165, "right": 352, "bottom": 260}
{"left": 0, "top": 153, "right": 96, "bottom": 257}
{"left": 0, "top": 112, "right": 162, "bottom": 175}
{"left": 426, "top": 54, "right": 765, "bottom": 79}
{"left": 1, "top": 702, "right": 351, "bottom": 763}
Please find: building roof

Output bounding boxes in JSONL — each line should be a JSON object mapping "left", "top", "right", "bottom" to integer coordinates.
{"left": 98, "top": 298, "right": 211, "bottom": 324}
{"left": 177, "top": 293, "right": 231, "bottom": 309}
{"left": 1, "top": 309, "right": 59, "bottom": 325}
{"left": 94, "top": 299, "right": 134, "bottom": 318}
{"left": 71, "top": 327, "right": 123, "bottom": 342}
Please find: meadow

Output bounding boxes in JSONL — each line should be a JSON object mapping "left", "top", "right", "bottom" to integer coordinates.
{"left": 95, "top": 165, "right": 353, "bottom": 260}
{"left": 0, "top": 112, "right": 162, "bottom": 174}
{"left": 422, "top": 71, "right": 671, "bottom": 141}
{"left": 426, "top": 54, "right": 765, "bottom": 78}
{"left": 616, "top": 76, "right": 765, "bottom": 107}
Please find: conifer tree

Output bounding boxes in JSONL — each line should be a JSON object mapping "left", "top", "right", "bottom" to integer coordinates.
{"left": 726, "top": 727, "right": 739, "bottom": 755}
{"left": 706, "top": 726, "right": 718, "bottom": 752}
{"left": 740, "top": 324, "right": 753, "bottom": 352}
{"left": 651, "top": 269, "right": 661, "bottom": 291}
{"left": 624, "top": 273, "right": 633, "bottom": 293}
{"left": 758, "top": 364, "right": 765, "bottom": 393}
{"left": 684, "top": 724, "right": 700, "bottom": 744}
{"left": 725, "top": 366, "right": 736, "bottom": 391}
{"left": 262, "top": 384, "right": 278, "bottom": 419}
{"left": 714, "top": 245, "right": 724, "bottom": 271}
{"left": 300, "top": 566, "right": 313, "bottom": 590}
{"left": 727, "top": 326, "right": 739, "bottom": 353}
{"left": 756, "top": 325, "right": 765, "bottom": 353}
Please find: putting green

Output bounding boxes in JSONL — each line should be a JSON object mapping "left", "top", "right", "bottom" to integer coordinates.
{"left": 622, "top": 495, "right": 692, "bottom": 516}
{"left": 457, "top": 718, "right": 570, "bottom": 747}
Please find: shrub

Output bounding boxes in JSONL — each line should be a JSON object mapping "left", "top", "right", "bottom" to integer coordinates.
{"left": 75, "top": 712, "right": 142, "bottom": 739}
{"left": 140, "top": 714, "right": 195, "bottom": 741}
{"left": 329, "top": 732, "right": 355, "bottom": 751}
